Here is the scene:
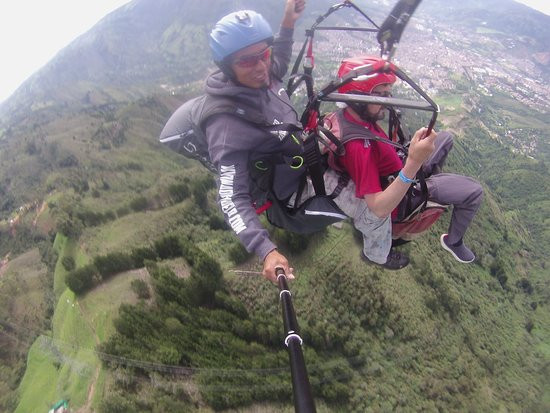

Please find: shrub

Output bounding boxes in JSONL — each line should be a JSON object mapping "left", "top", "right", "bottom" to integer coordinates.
{"left": 228, "top": 242, "right": 251, "bottom": 265}
{"left": 125, "top": 161, "right": 143, "bottom": 171}
{"left": 215, "top": 292, "right": 248, "bottom": 318}
{"left": 99, "top": 393, "right": 137, "bottom": 413}
{"left": 208, "top": 214, "right": 228, "bottom": 230}
{"left": 154, "top": 235, "right": 183, "bottom": 260}
{"left": 66, "top": 264, "right": 98, "bottom": 294}
{"left": 179, "top": 239, "right": 199, "bottom": 266}
{"left": 94, "top": 252, "right": 134, "bottom": 279}
{"left": 116, "top": 206, "right": 130, "bottom": 217}
{"left": 192, "top": 185, "right": 207, "bottom": 209}
{"left": 150, "top": 266, "right": 190, "bottom": 307}
{"left": 168, "top": 183, "right": 190, "bottom": 203}
{"left": 131, "top": 246, "right": 158, "bottom": 267}
{"left": 130, "top": 279, "right": 150, "bottom": 299}
{"left": 274, "top": 229, "right": 312, "bottom": 253}
{"left": 58, "top": 154, "right": 79, "bottom": 168}
{"left": 157, "top": 345, "right": 180, "bottom": 365}
{"left": 191, "top": 175, "right": 215, "bottom": 209}
{"left": 38, "top": 240, "right": 58, "bottom": 271}
{"left": 76, "top": 209, "right": 106, "bottom": 226}
{"left": 189, "top": 254, "right": 223, "bottom": 306}
{"left": 129, "top": 196, "right": 148, "bottom": 212}
{"left": 517, "top": 278, "right": 533, "bottom": 294}
{"left": 25, "top": 140, "right": 38, "bottom": 155}
{"left": 61, "top": 256, "right": 76, "bottom": 271}
{"left": 104, "top": 211, "right": 116, "bottom": 221}
{"left": 56, "top": 215, "right": 84, "bottom": 239}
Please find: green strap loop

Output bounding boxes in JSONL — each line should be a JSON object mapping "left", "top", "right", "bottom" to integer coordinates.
{"left": 255, "top": 160, "right": 269, "bottom": 171}
{"left": 290, "top": 156, "right": 304, "bottom": 169}
{"left": 291, "top": 133, "right": 301, "bottom": 145}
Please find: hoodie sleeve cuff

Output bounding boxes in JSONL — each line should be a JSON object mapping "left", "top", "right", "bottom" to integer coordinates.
{"left": 257, "top": 240, "right": 278, "bottom": 262}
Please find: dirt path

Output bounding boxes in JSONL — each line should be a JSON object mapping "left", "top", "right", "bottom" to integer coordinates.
{"left": 33, "top": 201, "right": 47, "bottom": 227}
{"left": 75, "top": 301, "right": 101, "bottom": 413}
{"left": 79, "top": 364, "right": 101, "bottom": 413}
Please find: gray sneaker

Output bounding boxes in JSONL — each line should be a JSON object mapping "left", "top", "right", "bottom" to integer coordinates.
{"left": 440, "top": 234, "right": 475, "bottom": 263}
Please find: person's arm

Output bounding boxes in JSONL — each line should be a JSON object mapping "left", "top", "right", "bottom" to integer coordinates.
{"left": 281, "top": 0, "right": 306, "bottom": 29}
{"left": 205, "top": 115, "right": 294, "bottom": 283}
{"left": 365, "top": 127, "right": 437, "bottom": 217}
{"left": 271, "top": 0, "right": 306, "bottom": 79}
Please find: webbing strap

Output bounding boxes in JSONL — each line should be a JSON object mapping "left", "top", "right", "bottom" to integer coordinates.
{"left": 286, "top": 33, "right": 311, "bottom": 96}
{"left": 330, "top": 173, "right": 350, "bottom": 198}
{"left": 303, "top": 133, "right": 326, "bottom": 196}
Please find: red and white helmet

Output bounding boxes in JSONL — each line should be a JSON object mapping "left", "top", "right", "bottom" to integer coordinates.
{"left": 337, "top": 56, "right": 396, "bottom": 94}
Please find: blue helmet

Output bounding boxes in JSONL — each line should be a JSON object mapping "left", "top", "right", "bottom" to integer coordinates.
{"left": 209, "top": 10, "right": 273, "bottom": 63}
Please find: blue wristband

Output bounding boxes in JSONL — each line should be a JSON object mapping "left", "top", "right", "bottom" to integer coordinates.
{"left": 398, "top": 170, "right": 417, "bottom": 184}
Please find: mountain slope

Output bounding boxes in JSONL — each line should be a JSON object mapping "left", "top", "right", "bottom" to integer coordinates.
{"left": 0, "top": 0, "right": 548, "bottom": 411}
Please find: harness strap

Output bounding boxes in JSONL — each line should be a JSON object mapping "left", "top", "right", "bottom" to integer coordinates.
{"left": 286, "top": 31, "right": 311, "bottom": 96}
{"left": 302, "top": 132, "right": 326, "bottom": 196}
{"left": 417, "top": 169, "right": 429, "bottom": 212}
{"left": 330, "top": 173, "right": 350, "bottom": 199}
{"left": 292, "top": 172, "right": 308, "bottom": 212}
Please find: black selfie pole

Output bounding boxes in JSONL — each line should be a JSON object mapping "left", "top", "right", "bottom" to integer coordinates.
{"left": 377, "top": 0, "right": 423, "bottom": 60}
{"left": 277, "top": 268, "right": 316, "bottom": 413}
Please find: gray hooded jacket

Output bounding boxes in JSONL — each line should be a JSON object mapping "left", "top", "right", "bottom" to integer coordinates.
{"left": 205, "top": 27, "right": 303, "bottom": 260}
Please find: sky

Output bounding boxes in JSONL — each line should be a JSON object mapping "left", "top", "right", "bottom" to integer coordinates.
{"left": 0, "top": 0, "right": 548, "bottom": 104}
{"left": 0, "top": 0, "right": 132, "bottom": 104}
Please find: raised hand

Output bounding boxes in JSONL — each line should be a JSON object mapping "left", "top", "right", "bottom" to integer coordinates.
{"left": 282, "top": 0, "right": 306, "bottom": 28}
{"left": 407, "top": 127, "right": 437, "bottom": 167}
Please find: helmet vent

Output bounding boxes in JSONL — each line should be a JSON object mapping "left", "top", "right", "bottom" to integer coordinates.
{"left": 236, "top": 11, "right": 251, "bottom": 24}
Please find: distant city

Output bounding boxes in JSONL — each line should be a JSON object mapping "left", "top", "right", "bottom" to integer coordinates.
{"left": 305, "top": 11, "right": 549, "bottom": 159}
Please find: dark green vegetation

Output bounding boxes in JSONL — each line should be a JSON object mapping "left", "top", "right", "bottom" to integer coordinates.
{"left": 0, "top": 0, "right": 548, "bottom": 412}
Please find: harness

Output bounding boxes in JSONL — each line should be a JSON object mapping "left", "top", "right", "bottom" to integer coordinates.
{"left": 283, "top": 0, "right": 446, "bottom": 240}
{"left": 159, "top": 93, "right": 301, "bottom": 174}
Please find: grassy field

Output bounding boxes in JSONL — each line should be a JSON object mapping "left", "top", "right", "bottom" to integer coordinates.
{"left": 15, "top": 287, "right": 96, "bottom": 413}
{"left": 14, "top": 231, "right": 152, "bottom": 412}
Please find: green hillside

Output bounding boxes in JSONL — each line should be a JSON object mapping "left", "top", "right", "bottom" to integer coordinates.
{"left": 0, "top": 0, "right": 548, "bottom": 411}
{"left": 7, "top": 175, "right": 548, "bottom": 411}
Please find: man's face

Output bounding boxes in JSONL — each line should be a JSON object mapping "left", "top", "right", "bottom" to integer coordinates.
{"left": 230, "top": 41, "right": 272, "bottom": 89}
{"left": 365, "top": 83, "right": 392, "bottom": 121}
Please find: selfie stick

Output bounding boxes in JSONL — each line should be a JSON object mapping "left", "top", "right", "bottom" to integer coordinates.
{"left": 277, "top": 268, "right": 316, "bottom": 413}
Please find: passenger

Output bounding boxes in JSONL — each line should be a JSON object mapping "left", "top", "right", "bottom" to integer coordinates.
{"left": 322, "top": 55, "right": 484, "bottom": 269}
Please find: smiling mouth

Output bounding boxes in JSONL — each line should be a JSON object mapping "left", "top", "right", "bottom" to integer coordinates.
{"left": 254, "top": 71, "right": 268, "bottom": 81}
{"left": 253, "top": 74, "right": 269, "bottom": 86}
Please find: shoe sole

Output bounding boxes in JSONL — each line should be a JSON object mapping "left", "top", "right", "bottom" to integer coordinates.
{"left": 440, "top": 234, "right": 474, "bottom": 263}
